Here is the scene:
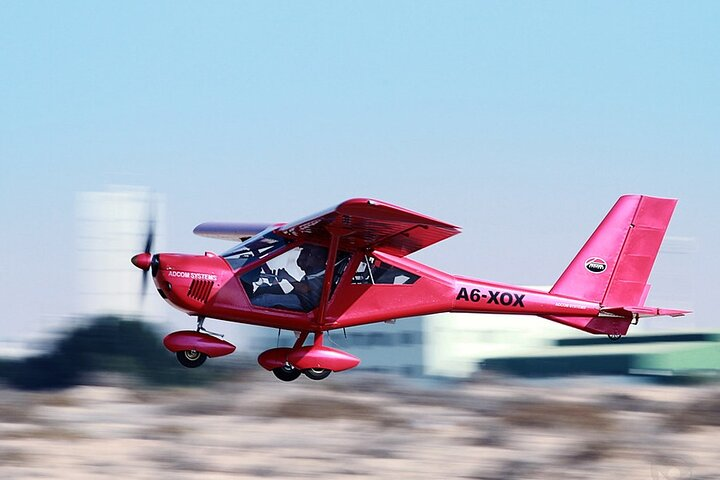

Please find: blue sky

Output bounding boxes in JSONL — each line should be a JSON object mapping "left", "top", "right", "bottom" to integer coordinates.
{"left": 1, "top": 1, "right": 718, "bottom": 339}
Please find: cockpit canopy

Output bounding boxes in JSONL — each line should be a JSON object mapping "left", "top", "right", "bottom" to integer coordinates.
{"left": 221, "top": 230, "right": 337, "bottom": 312}
{"left": 220, "top": 229, "right": 421, "bottom": 313}
{"left": 220, "top": 230, "right": 287, "bottom": 270}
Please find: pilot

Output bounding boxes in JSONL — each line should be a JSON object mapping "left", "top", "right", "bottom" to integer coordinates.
{"left": 252, "top": 245, "right": 328, "bottom": 311}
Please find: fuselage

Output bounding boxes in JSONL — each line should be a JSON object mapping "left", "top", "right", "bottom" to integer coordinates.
{"left": 151, "top": 248, "right": 601, "bottom": 333}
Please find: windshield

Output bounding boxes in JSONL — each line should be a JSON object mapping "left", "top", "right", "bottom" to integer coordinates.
{"left": 221, "top": 231, "right": 287, "bottom": 270}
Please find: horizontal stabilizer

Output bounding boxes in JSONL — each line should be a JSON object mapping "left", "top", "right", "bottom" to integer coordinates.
{"left": 542, "top": 315, "right": 632, "bottom": 336}
{"left": 601, "top": 306, "right": 691, "bottom": 318}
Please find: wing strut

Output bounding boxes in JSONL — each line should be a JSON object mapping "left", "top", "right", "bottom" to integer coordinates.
{"left": 314, "top": 226, "right": 346, "bottom": 326}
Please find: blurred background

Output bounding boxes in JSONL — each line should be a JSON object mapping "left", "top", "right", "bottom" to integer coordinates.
{"left": 1, "top": 1, "right": 718, "bottom": 478}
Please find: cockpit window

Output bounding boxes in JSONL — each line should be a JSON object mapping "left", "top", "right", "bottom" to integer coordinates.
{"left": 240, "top": 244, "right": 351, "bottom": 312}
{"left": 352, "top": 255, "right": 419, "bottom": 285}
{"left": 241, "top": 244, "right": 327, "bottom": 312}
{"left": 221, "top": 232, "right": 287, "bottom": 270}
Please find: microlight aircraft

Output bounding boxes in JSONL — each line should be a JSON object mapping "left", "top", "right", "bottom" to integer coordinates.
{"left": 131, "top": 195, "right": 689, "bottom": 381}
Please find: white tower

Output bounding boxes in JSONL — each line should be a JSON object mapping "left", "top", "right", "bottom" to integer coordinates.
{"left": 75, "top": 185, "right": 166, "bottom": 321}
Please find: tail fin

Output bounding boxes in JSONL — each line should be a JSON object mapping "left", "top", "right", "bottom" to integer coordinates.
{"left": 550, "top": 195, "right": 677, "bottom": 306}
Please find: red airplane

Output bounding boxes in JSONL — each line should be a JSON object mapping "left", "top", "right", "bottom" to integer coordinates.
{"left": 131, "top": 195, "right": 689, "bottom": 381}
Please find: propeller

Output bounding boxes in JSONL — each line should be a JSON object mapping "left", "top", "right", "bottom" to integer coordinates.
{"left": 131, "top": 216, "right": 156, "bottom": 298}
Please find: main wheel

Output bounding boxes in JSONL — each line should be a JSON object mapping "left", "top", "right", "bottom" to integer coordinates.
{"left": 303, "top": 368, "right": 332, "bottom": 380}
{"left": 273, "top": 365, "right": 302, "bottom": 382}
{"left": 176, "top": 350, "right": 207, "bottom": 368}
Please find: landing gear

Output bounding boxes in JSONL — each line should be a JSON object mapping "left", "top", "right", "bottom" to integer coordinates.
{"left": 176, "top": 350, "right": 207, "bottom": 368}
{"left": 607, "top": 333, "right": 622, "bottom": 341}
{"left": 303, "top": 368, "right": 332, "bottom": 380}
{"left": 259, "top": 331, "right": 358, "bottom": 382}
{"left": 196, "top": 316, "right": 224, "bottom": 338}
{"left": 273, "top": 365, "right": 302, "bottom": 382}
{"left": 171, "top": 317, "right": 222, "bottom": 368}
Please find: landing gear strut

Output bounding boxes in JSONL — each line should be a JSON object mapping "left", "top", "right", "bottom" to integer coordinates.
{"left": 196, "top": 316, "right": 224, "bottom": 337}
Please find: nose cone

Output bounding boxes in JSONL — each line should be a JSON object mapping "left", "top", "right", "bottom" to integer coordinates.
{"left": 131, "top": 252, "right": 152, "bottom": 271}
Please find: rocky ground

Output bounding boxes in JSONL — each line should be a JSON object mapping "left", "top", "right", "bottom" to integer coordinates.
{"left": 0, "top": 371, "right": 717, "bottom": 479}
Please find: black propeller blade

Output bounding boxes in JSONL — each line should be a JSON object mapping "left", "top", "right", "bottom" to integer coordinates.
{"left": 140, "top": 217, "right": 155, "bottom": 297}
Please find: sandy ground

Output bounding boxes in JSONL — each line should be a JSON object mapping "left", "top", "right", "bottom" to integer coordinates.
{"left": 0, "top": 372, "right": 717, "bottom": 479}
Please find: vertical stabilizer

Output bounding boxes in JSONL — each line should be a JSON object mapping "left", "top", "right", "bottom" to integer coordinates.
{"left": 550, "top": 195, "right": 677, "bottom": 306}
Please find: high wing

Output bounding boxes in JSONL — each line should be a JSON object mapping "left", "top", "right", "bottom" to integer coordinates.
{"left": 277, "top": 198, "right": 461, "bottom": 256}
{"left": 193, "top": 222, "right": 280, "bottom": 241}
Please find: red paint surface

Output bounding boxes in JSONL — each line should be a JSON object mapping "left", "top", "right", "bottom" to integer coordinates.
{"left": 163, "top": 331, "right": 236, "bottom": 358}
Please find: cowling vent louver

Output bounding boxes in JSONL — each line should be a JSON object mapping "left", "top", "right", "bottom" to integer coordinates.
{"left": 188, "top": 279, "right": 214, "bottom": 303}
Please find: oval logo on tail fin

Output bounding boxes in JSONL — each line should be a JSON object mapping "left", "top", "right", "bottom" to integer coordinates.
{"left": 585, "top": 257, "right": 607, "bottom": 273}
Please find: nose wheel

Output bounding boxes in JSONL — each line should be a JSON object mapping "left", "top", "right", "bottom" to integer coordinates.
{"left": 176, "top": 350, "right": 207, "bottom": 368}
